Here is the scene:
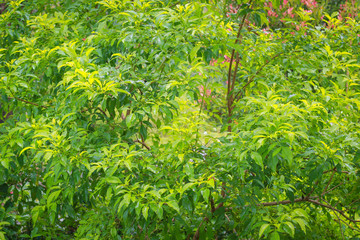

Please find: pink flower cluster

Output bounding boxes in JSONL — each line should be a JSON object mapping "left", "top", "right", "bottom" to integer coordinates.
{"left": 208, "top": 55, "right": 230, "bottom": 67}
{"left": 265, "top": 0, "right": 298, "bottom": 22}
{"left": 226, "top": 4, "right": 238, "bottom": 18}
{"left": 198, "top": 85, "right": 212, "bottom": 103}
{"left": 338, "top": 0, "right": 359, "bottom": 21}
{"left": 301, "top": 0, "right": 317, "bottom": 9}
{"left": 283, "top": 7, "right": 295, "bottom": 18}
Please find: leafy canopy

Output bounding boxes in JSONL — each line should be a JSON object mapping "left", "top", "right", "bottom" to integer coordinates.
{"left": 0, "top": 0, "right": 360, "bottom": 239}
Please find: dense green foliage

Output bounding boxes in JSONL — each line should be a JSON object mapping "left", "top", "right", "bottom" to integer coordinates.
{"left": 1, "top": 0, "right": 360, "bottom": 239}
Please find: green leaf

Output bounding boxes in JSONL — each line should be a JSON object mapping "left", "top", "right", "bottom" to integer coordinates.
{"left": 269, "top": 231, "right": 280, "bottom": 240}
{"left": 167, "top": 200, "right": 180, "bottom": 213}
{"left": 154, "top": 204, "right": 163, "bottom": 219}
{"left": 201, "top": 189, "right": 210, "bottom": 203}
{"left": 47, "top": 190, "right": 61, "bottom": 209}
{"left": 142, "top": 205, "right": 149, "bottom": 220}
{"left": 19, "top": 147, "right": 34, "bottom": 156}
{"left": 259, "top": 223, "right": 270, "bottom": 238}
{"left": 126, "top": 113, "right": 136, "bottom": 128}
{"left": 281, "top": 147, "right": 293, "bottom": 166}
{"left": 251, "top": 151, "right": 263, "bottom": 169}
{"left": 31, "top": 206, "right": 44, "bottom": 226}
{"left": 105, "top": 176, "right": 121, "bottom": 184}
{"left": 293, "top": 208, "right": 309, "bottom": 220}
{"left": 140, "top": 124, "right": 147, "bottom": 140}
{"left": 353, "top": 150, "right": 360, "bottom": 163}
{"left": 190, "top": 45, "right": 201, "bottom": 61}
{"left": 283, "top": 222, "right": 295, "bottom": 237}
{"left": 184, "top": 163, "right": 194, "bottom": 177}
{"left": 293, "top": 218, "right": 307, "bottom": 234}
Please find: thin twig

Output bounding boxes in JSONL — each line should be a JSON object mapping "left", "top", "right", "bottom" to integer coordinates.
{"left": 11, "top": 96, "right": 48, "bottom": 108}
{"left": 307, "top": 199, "right": 360, "bottom": 223}
{"left": 322, "top": 182, "right": 345, "bottom": 196}
{"left": 349, "top": 198, "right": 360, "bottom": 206}
{"left": 193, "top": 217, "right": 208, "bottom": 240}
{"left": 134, "top": 139, "right": 151, "bottom": 151}
{"left": 97, "top": 107, "right": 108, "bottom": 118}
{"left": 322, "top": 169, "right": 336, "bottom": 196}
{"left": 239, "top": 197, "right": 360, "bottom": 224}
{"left": 324, "top": 199, "right": 360, "bottom": 234}
{"left": 323, "top": 168, "right": 350, "bottom": 174}
{"left": 226, "top": 0, "right": 253, "bottom": 132}
{"left": 233, "top": 52, "right": 284, "bottom": 103}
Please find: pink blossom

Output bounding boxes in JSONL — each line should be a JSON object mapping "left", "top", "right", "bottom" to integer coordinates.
{"left": 301, "top": 0, "right": 318, "bottom": 9}
{"left": 198, "top": 86, "right": 212, "bottom": 103}
{"left": 283, "top": 0, "right": 288, "bottom": 5}
{"left": 338, "top": 14, "right": 343, "bottom": 21}
{"left": 296, "top": 25, "right": 300, "bottom": 31}
{"left": 10, "top": 191, "right": 13, "bottom": 194}
{"left": 267, "top": 9, "right": 278, "bottom": 17}
{"left": 222, "top": 55, "right": 231, "bottom": 64}
{"left": 287, "top": 7, "right": 294, "bottom": 15}
{"left": 210, "top": 59, "right": 218, "bottom": 66}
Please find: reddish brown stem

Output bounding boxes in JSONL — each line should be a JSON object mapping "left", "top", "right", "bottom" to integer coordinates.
{"left": 11, "top": 96, "right": 47, "bottom": 108}
{"left": 226, "top": 0, "right": 253, "bottom": 132}
{"left": 134, "top": 139, "right": 151, "bottom": 150}
{"left": 322, "top": 169, "right": 336, "bottom": 196}
{"left": 233, "top": 52, "right": 284, "bottom": 103}
{"left": 193, "top": 217, "right": 208, "bottom": 240}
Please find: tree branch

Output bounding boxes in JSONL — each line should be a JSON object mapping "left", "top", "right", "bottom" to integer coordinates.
{"left": 322, "top": 182, "right": 345, "bottom": 196}
{"left": 11, "top": 96, "right": 48, "bottom": 108}
{"left": 239, "top": 196, "right": 360, "bottom": 225}
{"left": 134, "top": 139, "right": 151, "bottom": 151}
{"left": 193, "top": 217, "right": 208, "bottom": 240}
{"left": 233, "top": 52, "right": 284, "bottom": 103}
{"left": 97, "top": 107, "right": 108, "bottom": 118}
{"left": 322, "top": 169, "right": 336, "bottom": 196}
{"left": 226, "top": 0, "right": 253, "bottom": 132}
{"left": 307, "top": 199, "right": 360, "bottom": 223}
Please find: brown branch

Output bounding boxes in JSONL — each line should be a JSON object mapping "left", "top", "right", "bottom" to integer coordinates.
{"left": 193, "top": 217, "right": 208, "bottom": 240}
{"left": 134, "top": 139, "right": 151, "bottom": 151}
{"left": 349, "top": 198, "right": 360, "bottom": 206}
{"left": 233, "top": 52, "right": 284, "bottom": 103}
{"left": 323, "top": 169, "right": 350, "bottom": 174}
{"left": 97, "top": 107, "right": 108, "bottom": 118}
{"left": 307, "top": 199, "right": 360, "bottom": 223}
{"left": 322, "top": 182, "right": 345, "bottom": 196}
{"left": 332, "top": 202, "right": 345, "bottom": 239}
{"left": 256, "top": 197, "right": 307, "bottom": 207}
{"left": 210, "top": 196, "right": 215, "bottom": 213}
{"left": 241, "top": 196, "right": 359, "bottom": 223}
{"left": 334, "top": 215, "right": 360, "bottom": 233}
{"left": 324, "top": 199, "right": 360, "bottom": 233}
{"left": 11, "top": 96, "right": 48, "bottom": 108}
{"left": 322, "top": 169, "right": 336, "bottom": 196}
{"left": 226, "top": 0, "right": 253, "bottom": 132}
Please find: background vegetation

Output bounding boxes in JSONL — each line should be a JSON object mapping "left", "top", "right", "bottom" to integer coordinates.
{"left": 0, "top": 0, "right": 359, "bottom": 239}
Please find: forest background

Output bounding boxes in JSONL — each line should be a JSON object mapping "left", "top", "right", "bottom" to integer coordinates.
{"left": 0, "top": 0, "right": 360, "bottom": 239}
